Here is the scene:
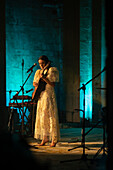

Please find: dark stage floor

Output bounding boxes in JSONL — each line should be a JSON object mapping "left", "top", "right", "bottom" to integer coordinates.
{"left": 26, "top": 127, "right": 107, "bottom": 170}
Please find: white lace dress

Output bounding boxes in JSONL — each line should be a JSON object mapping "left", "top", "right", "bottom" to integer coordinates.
{"left": 33, "top": 67, "right": 60, "bottom": 143}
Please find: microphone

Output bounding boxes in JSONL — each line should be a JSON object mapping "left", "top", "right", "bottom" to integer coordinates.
{"left": 27, "top": 63, "right": 37, "bottom": 73}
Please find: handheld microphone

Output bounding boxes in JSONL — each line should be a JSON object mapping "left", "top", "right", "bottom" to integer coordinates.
{"left": 27, "top": 63, "right": 37, "bottom": 73}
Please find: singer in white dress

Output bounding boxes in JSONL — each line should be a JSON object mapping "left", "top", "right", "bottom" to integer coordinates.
{"left": 33, "top": 55, "right": 60, "bottom": 147}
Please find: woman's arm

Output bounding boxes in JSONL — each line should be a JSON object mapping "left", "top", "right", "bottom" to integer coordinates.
{"left": 33, "top": 70, "right": 41, "bottom": 87}
{"left": 33, "top": 73, "right": 55, "bottom": 88}
{"left": 41, "top": 76, "right": 55, "bottom": 87}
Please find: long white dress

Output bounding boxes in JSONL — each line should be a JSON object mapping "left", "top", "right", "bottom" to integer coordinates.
{"left": 33, "top": 67, "right": 60, "bottom": 143}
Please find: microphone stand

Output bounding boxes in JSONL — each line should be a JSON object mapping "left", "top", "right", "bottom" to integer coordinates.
{"left": 13, "top": 68, "right": 34, "bottom": 135}
{"left": 22, "top": 59, "right": 24, "bottom": 135}
{"left": 72, "top": 67, "right": 106, "bottom": 153}
{"left": 61, "top": 66, "right": 106, "bottom": 164}
{"left": 68, "top": 84, "right": 91, "bottom": 160}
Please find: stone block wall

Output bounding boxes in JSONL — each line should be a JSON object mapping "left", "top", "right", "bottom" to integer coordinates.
{"left": 6, "top": 0, "right": 106, "bottom": 123}
{"left": 6, "top": 0, "right": 64, "bottom": 114}
{"left": 80, "top": 0, "right": 92, "bottom": 119}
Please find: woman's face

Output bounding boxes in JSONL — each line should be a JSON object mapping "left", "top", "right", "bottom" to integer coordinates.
{"left": 38, "top": 59, "right": 46, "bottom": 69}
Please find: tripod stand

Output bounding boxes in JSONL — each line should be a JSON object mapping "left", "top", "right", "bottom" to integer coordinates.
{"left": 61, "top": 84, "right": 92, "bottom": 165}
{"left": 69, "top": 67, "right": 106, "bottom": 154}
{"left": 93, "top": 107, "right": 107, "bottom": 160}
{"left": 60, "top": 67, "right": 106, "bottom": 164}
{"left": 68, "top": 84, "right": 91, "bottom": 160}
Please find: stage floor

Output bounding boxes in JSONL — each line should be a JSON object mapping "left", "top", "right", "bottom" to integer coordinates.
{"left": 27, "top": 127, "right": 107, "bottom": 170}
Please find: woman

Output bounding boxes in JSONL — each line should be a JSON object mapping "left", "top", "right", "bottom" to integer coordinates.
{"left": 33, "top": 55, "right": 60, "bottom": 147}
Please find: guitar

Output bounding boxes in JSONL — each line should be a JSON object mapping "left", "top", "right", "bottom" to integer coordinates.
{"left": 32, "top": 61, "right": 51, "bottom": 102}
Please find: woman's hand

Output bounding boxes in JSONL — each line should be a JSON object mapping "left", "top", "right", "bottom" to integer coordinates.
{"left": 39, "top": 73, "right": 43, "bottom": 79}
{"left": 41, "top": 76, "right": 55, "bottom": 87}
{"left": 33, "top": 82, "right": 38, "bottom": 87}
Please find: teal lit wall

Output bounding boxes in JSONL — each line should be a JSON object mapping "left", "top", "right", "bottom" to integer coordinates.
{"left": 6, "top": 0, "right": 106, "bottom": 122}
{"left": 80, "top": 0, "right": 106, "bottom": 120}
{"left": 101, "top": 0, "right": 106, "bottom": 107}
{"left": 80, "top": 0, "right": 92, "bottom": 120}
{"left": 6, "top": 0, "right": 63, "bottom": 110}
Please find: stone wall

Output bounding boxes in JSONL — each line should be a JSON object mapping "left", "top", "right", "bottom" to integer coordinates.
{"left": 6, "top": 0, "right": 64, "bottom": 114}
{"left": 6, "top": 0, "right": 106, "bottom": 123}
{"left": 80, "top": 0, "right": 92, "bottom": 119}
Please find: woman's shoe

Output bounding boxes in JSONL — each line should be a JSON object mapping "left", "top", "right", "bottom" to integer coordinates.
{"left": 38, "top": 140, "right": 49, "bottom": 146}
{"left": 49, "top": 143, "right": 57, "bottom": 147}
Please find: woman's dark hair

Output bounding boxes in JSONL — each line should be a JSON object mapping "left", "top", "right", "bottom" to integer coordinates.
{"left": 38, "top": 55, "right": 49, "bottom": 65}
